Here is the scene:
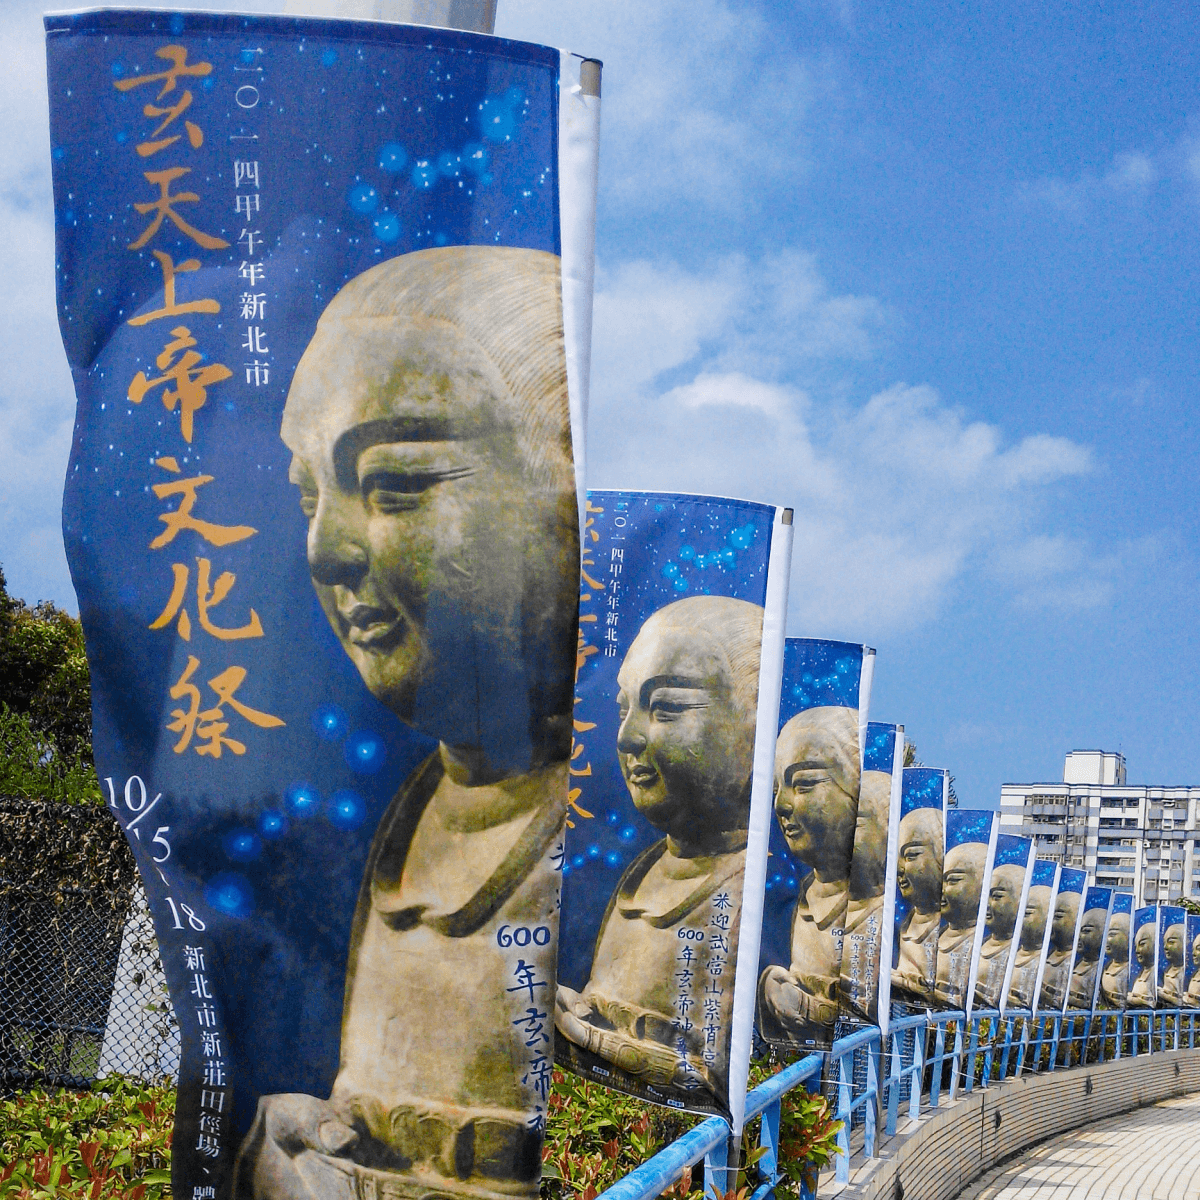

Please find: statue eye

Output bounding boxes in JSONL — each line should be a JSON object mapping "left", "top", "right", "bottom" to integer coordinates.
{"left": 361, "top": 470, "right": 435, "bottom": 512}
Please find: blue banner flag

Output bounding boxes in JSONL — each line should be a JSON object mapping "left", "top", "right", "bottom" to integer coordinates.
{"left": 1130, "top": 906, "right": 1159, "bottom": 1008}
{"left": 555, "top": 491, "right": 792, "bottom": 1128}
{"left": 45, "top": 10, "right": 600, "bottom": 1199}
{"left": 1158, "top": 905, "right": 1187, "bottom": 1008}
{"left": 1008, "top": 859, "right": 1060, "bottom": 1012}
{"left": 889, "top": 767, "right": 947, "bottom": 1010}
{"left": 1098, "top": 892, "right": 1134, "bottom": 1009}
{"left": 1039, "top": 867, "right": 1087, "bottom": 1014}
{"left": 841, "top": 721, "right": 903, "bottom": 1025}
{"left": 937, "top": 808, "right": 998, "bottom": 1013}
{"left": 1185, "top": 913, "right": 1200, "bottom": 1007}
{"left": 1067, "top": 887, "right": 1113, "bottom": 1010}
{"left": 973, "top": 833, "right": 1033, "bottom": 1012}
{"left": 754, "top": 638, "right": 874, "bottom": 1054}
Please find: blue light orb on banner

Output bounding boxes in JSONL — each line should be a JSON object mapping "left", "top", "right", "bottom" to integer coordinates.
{"left": 205, "top": 872, "right": 254, "bottom": 919}
{"left": 327, "top": 790, "right": 367, "bottom": 831}
{"left": 311, "top": 705, "right": 348, "bottom": 742}
{"left": 283, "top": 782, "right": 320, "bottom": 820}
{"left": 344, "top": 729, "right": 386, "bottom": 775}
{"left": 223, "top": 829, "right": 262, "bottom": 863}
{"left": 257, "top": 810, "right": 287, "bottom": 840}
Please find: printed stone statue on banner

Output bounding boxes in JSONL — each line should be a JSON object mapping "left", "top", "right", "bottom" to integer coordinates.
{"left": 553, "top": 491, "right": 788, "bottom": 1119}
{"left": 1157, "top": 906, "right": 1186, "bottom": 1008}
{"left": 973, "top": 835, "right": 1032, "bottom": 1011}
{"left": 235, "top": 247, "right": 579, "bottom": 1200}
{"left": 1127, "top": 907, "right": 1157, "bottom": 1009}
{"left": 1067, "top": 889, "right": 1112, "bottom": 1010}
{"left": 1038, "top": 870, "right": 1085, "bottom": 1013}
{"left": 1006, "top": 863, "right": 1056, "bottom": 1011}
{"left": 890, "top": 769, "right": 946, "bottom": 1006}
{"left": 756, "top": 640, "right": 872, "bottom": 1053}
{"left": 840, "top": 722, "right": 902, "bottom": 1023}
{"left": 1098, "top": 897, "right": 1131, "bottom": 1009}
{"left": 555, "top": 597, "right": 761, "bottom": 1099}
{"left": 933, "top": 809, "right": 994, "bottom": 1010}
{"left": 1185, "top": 916, "right": 1200, "bottom": 1006}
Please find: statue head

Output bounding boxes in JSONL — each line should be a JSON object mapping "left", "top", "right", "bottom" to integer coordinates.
{"left": 1019, "top": 885, "right": 1052, "bottom": 952}
{"left": 1104, "top": 913, "right": 1130, "bottom": 966}
{"left": 1050, "top": 892, "right": 1081, "bottom": 953}
{"left": 1134, "top": 923, "right": 1156, "bottom": 970}
{"left": 281, "top": 247, "right": 579, "bottom": 780}
{"left": 941, "top": 842, "right": 986, "bottom": 931}
{"left": 848, "top": 770, "right": 891, "bottom": 901}
{"left": 1193, "top": 931, "right": 1200, "bottom": 969}
{"left": 772, "top": 706, "right": 860, "bottom": 880}
{"left": 1165, "top": 922, "right": 1186, "bottom": 968}
{"left": 896, "top": 808, "right": 943, "bottom": 915}
{"left": 984, "top": 864, "right": 1025, "bottom": 942}
{"left": 1075, "top": 907, "right": 1107, "bottom": 963}
{"left": 616, "top": 596, "right": 762, "bottom": 851}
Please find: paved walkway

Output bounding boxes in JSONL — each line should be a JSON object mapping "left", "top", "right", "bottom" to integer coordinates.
{"left": 957, "top": 1090, "right": 1200, "bottom": 1199}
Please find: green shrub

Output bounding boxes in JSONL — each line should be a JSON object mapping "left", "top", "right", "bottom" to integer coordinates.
{"left": 0, "top": 1078, "right": 174, "bottom": 1199}
{"left": 0, "top": 1069, "right": 840, "bottom": 1200}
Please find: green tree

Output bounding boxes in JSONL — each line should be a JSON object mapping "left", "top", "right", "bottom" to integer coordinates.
{"left": 0, "top": 564, "right": 100, "bottom": 804}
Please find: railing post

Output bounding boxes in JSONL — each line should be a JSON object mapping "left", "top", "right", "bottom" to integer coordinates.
{"left": 864, "top": 1040, "right": 879, "bottom": 1160}
{"left": 930, "top": 1020, "right": 946, "bottom": 1109}
{"left": 964, "top": 1016, "right": 981, "bottom": 1093}
{"left": 909, "top": 1019, "right": 925, "bottom": 1124}
{"left": 1015, "top": 1015, "right": 1030, "bottom": 1075}
{"left": 757, "top": 1095, "right": 780, "bottom": 1200}
{"left": 949, "top": 1019, "right": 965, "bottom": 1100}
{"left": 886, "top": 1027, "right": 901, "bottom": 1136}
{"left": 703, "top": 1127, "right": 730, "bottom": 1200}
{"left": 834, "top": 1047, "right": 852, "bottom": 1184}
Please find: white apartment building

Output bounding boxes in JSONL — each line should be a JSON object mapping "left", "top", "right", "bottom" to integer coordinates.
{"left": 999, "top": 750, "right": 1200, "bottom": 905}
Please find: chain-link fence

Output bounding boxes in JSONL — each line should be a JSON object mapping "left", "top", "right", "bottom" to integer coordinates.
{"left": 0, "top": 798, "right": 178, "bottom": 1091}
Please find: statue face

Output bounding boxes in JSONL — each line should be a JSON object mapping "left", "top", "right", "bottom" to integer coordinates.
{"left": 282, "top": 321, "right": 573, "bottom": 766}
{"left": 940, "top": 843, "right": 985, "bottom": 929}
{"left": 896, "top": 811, "right": 942, "bottom": 914}
{"left": 1193, "top": 933, "right": 1200, "bottom": 968}
{"left": 1104, "top": 914, "right": 1129, "bottom": 964}
{"left": 1050, "top": 893, "right": 1080, "bottom": 952}
{"left": 1165, "top": 923, "right": 1185, "bottom": 967}
{"left": 848, "top": 773, "right": 890, "bottom": 898}
{"left": 616, "top": 624, "right": 753, "bottom": 838}
{"left": 984, "top": 865, "right": 1024, "bottom": 941}
{"left": 1076, "top": 910, "right": 1106, "bottom": 961}
{"left": 773, "top": 731, "right": 857, "bottom": 872}
{"left": 1135, "top": 924, "right": 1156, "bottom": 968}
{"left": 1019, "top": 887, "right": 1051, "bottom": 951}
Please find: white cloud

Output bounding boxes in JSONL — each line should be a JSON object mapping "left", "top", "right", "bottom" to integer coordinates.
{"left": 665, "top": 372, "right": 796, "bottom": 420}
{"left": 1017, "top": 145, "right": 1184, "bottom": 215}
{"left": 497, "top": 0, "right": 830, "bottom": 216}
{"left": 586, "top": 256, "right": 1100, "bottom": 637}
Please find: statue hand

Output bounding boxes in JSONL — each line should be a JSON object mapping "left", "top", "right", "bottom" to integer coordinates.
{"left": 554, "top": 985, "right": 596, "bottom": 1046}
{"left": 760, "top": 966, "right": 838, "bottom": 1029}
{"left": 234, "top": 1093, "right": 358, "bottom": 1200}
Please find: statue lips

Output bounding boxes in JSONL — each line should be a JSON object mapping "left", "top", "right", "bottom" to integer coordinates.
{"left": 624, "top": 762, "right": 659, "bottom": 790}
{"left": 342, "top": 601, "right": 407, "bottom": 652}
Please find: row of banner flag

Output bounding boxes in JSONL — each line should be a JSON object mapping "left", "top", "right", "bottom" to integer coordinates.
{"left": 556, "top": 490, "right": 1200, "bottom": 1132}
{"left": 42, "top": 10, "right": 1197, "bottom": 1200}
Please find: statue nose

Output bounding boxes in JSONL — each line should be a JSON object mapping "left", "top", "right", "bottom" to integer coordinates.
{"left": 616, "top": 710, "right": 647, "bottom": 754}
{"left": 308, "top": 495, "right": 369, "bottom": 587}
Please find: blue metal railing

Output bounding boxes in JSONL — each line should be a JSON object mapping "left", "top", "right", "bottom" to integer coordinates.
{"left": 593, "top": 1006, "right": 1200, "bottom": 1200}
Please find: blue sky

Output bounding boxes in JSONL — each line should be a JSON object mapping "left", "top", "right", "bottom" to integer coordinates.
{"left": 2, "top": 0, "right": 1197, "bottom": 807}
